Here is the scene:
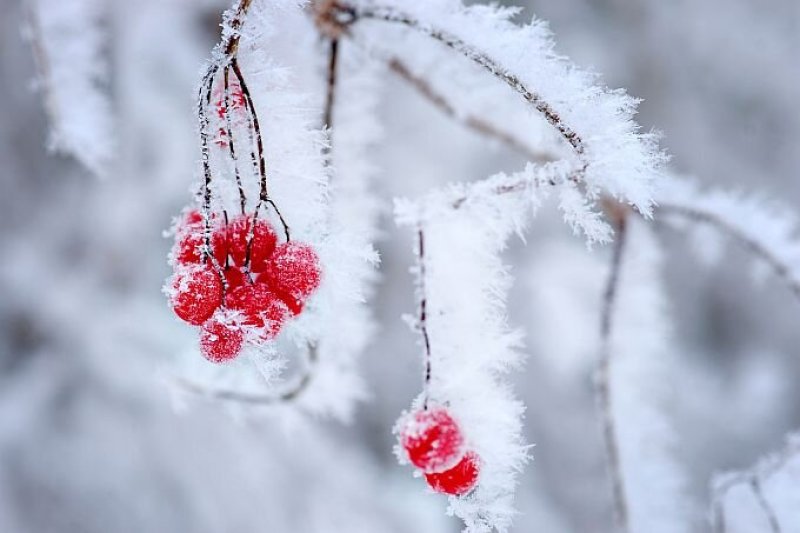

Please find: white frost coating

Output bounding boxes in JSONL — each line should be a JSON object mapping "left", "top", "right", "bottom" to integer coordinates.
{"left": 349, "top": 0, "right": 666, "bottom": 216}
{"left": 657, "top": 176, "right": 800, "bottom": 296}
{"left": 301, "top": 40, "right": 385, "bottom": 419}
{"left": 27, "top": 0, "right": 114, "bottom": 176}
{"left": 610, "top": 219, "right": 691, "bottom": 533}
{"left": 395, "top": 188, "right": 532, "bottom": 533}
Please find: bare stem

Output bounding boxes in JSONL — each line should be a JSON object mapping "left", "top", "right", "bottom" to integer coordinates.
{"left": 323, "top": 38, "right": 340, "bottom": 132}
{"left": 596, "top": 206, "right": 630, "bottom": 533}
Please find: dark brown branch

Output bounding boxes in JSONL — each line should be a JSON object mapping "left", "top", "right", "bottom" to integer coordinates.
{"left": 323, "top": 38, "right": 340, "bottom": 132}
{"left": 658, "top": 203, "right": 800, "bottom": 301}
{"left": 596, "top": 205, "right": 630, "bottom": 533}
{"left": 336, "top": 2, "right": 585, "bottom": 158}
{"left": 174, "top": 343, "right": 318, "bottom": 405}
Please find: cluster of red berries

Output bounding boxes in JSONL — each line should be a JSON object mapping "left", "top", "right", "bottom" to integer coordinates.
{"left": 167, "top": 209, "right": 321, "bottom": 363}
{"left": 398, "top": 406, "right": 481, "bottom": 496}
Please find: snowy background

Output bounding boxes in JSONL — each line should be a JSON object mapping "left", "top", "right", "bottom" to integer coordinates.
{"left": 1, "top": 0, "right": 799, "bottom": 532}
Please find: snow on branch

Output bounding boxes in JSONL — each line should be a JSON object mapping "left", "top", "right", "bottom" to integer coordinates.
{"left": 394, "top": 183, "right": 534, "bottom": 532}
{"left": 24, "top": 0, "right": 114, "bottom": 176}
{"left": 596, "top": 214, "right": 691, "bottom": 533}
{"left": 657, "top": 176, "right": 800, "bottom": 301}
{"left": 337, "top": 0, "right": 666, "bottom": 217}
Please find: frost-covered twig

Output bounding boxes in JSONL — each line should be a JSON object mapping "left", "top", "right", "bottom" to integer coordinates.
{"left": 657, "top": 177, "right": 800, "bottom": 301}
{"left": 336, "top": 1, "right": 585, "bottom": 157}
{"left": 24, "top": 0, "right": 114, "bottom": 176}
{"left": 596, "top": 203, "right": 631, "bottom": 533}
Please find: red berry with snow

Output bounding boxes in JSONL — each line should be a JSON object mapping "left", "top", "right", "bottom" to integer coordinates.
{"left": 199, "top": 317, "right": 244, "bottom": 363}
{"left": 263, "top": 241, "right": 321, "bottom": 313}
{"left": 226, "top": 215, "right": 278, "bottom": 272}
{"left": 399, "top": 407, "right": 466, "bottom": 473}
{"left": 172, "top": 210, "right": 227, "bottom": 266}
{"left": 225, "top": 282, "right": 290, "bottom": 339}
{"left": 224, "top": 267, "right": 248, "bottom": 295}
{"left": 424, "top": 451, "right": 480, "bottom": 496}
{"left": 169, "top": 266, "right": 223, "bottom": 326}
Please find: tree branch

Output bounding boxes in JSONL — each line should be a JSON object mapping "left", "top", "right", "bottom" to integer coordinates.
{"left": 596, "top": 202, "right": 630, "bottom": 533}
{"left": 335, "top": 2, "right": 586, "bottom": 158}
{"left": 658, "top": 203, "right": 800, "bottom": 301}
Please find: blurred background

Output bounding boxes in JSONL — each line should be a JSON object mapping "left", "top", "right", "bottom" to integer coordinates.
{"left": 0, "top": 0, "right": 798, "bottom": 531}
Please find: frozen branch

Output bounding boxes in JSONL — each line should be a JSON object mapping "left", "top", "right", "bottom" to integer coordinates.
{"left": 657, "top": 177, "right": 800, "bottom": 302}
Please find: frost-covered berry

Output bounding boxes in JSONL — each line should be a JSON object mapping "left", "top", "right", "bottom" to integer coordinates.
{"left": 424, "top": 451, "right": 480, "bottom": 496}
{"left": 263, "top": 241, "right": 321, "bottom": 313}
{"left": 226, "top": 282, "right": 290, "bottom": 339}
{"left": 226, "top": 215, "right": 278, "bottom": 272}
{"left": 199, "top": 317, "right": 244, "bottom": 363}
{"left": 399, "top": 407, "right": 465, "bottom": 473}
{"left": 169, "top": 266, "right": 223, "bottom": 326}
{"left": 224, "top": 267, "right": 248, "bottom": 295}
{"left": 172, "top": 210, "right": 227, "bottom": 266}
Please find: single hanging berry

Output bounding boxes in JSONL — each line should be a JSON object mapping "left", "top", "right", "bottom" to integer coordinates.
{"left": 424, "top": 451, "right": 480, "bottom": 496}
{"left": 199, "top": 316, "right": 244, "bottom": 363}
{"left": 226, "top": 215, "right": 278, "bottom": 272}
{"left": 225, "top": 282, "right": 290, "bottom": 339}
{"left": 263, "top": 241, "right": 321, "bottom": 314}
{"left": 398, "top": 407, "right": 466, "bottom": 473}
{"left": 168, "top": 265, "right": 223, "bottom": 325}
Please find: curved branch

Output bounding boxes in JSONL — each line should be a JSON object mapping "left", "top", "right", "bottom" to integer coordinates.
{"left": 174, "top": 344, "right": 318, "bottom": 405}
{"left": 658, "top": 203, "right": 800, "bottom": 301}
{"left": 336, "top": 2, "right": 585, "bottom": 157}
{"left": 596, "top": 205, "right": 630, "bottom": 533}
{"left": 386, "top": 57, "right": 556, "bottom": 165}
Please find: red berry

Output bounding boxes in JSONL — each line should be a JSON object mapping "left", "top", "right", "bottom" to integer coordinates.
{"left": 172, "top": 210, "right": 227, "bottom": 266}
{"left": 173, "top": 228, "right": 227, "bottom": 266}
{"left": 399, "top": 407, "right": 465, "bottom": 473}
{"left": 223, "top": 267, "right": 248, "bottom": 295}
{"left": 199, "top": 317, "right": 244, "bottom": 363}
{"left": 263, "top": 241, "right": 321, "bottom": 313}
{"left": 169, "top": 266, "right": 223, "bottom": 325}
{"left": 225, "top": 282, "right": 290, "bottom": 339}
{"left": 214, "top": 79, "right": 246, "bottom": 119}
{"left": 424, "top": 451, "right": 480, "bottom": 496}
{"left": 226, "top": 215, "right": 278, "bottom": 272}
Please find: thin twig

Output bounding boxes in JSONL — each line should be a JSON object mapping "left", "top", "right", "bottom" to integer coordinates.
{"left": 387, "top": 57, "right": 556, "bottom": 165}
{"left": 658, "top": 204, "right": 800, "bottom": 301}
{"left": 711, "top": 436, "right": 799, "bottom": 533}
{"left": 416, "top": 228, "right": 433, "bottom": 409}
{"left": 336, "top": 2, "right": 585, "bottom": 158}
{"left": 596, "top": 204, "right": 630, "bottom": 533}
{"left": 174, "top": 343, "right": 319, "bottom": 405}
{"left": 323, "top": 38, "right": 340, "bottom": 132}
{"left": 223, "top": 67, "right": 247, "bottom": 215}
